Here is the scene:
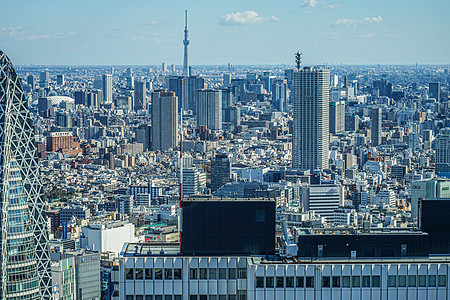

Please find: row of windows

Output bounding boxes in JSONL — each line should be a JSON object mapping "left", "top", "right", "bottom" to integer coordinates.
{"left": 255, "top": 274, "right": 447, "bottom": 289}
{"left": 125, "top": 268, "right": 247, "bottom": 281}
{"left": 126, "top": 268, "right": 182, "bottom": 280}
{"left": 126, "top": 295, "right": 240, "bottom": 300}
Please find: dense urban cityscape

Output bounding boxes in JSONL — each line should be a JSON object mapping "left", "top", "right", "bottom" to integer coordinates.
{"left": 1, "top": 2, "right": 450, "bottom": 300}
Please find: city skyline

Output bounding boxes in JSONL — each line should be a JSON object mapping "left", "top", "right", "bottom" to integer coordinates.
{"left": 1, "top": 0, "right": 449, "bottom": 66}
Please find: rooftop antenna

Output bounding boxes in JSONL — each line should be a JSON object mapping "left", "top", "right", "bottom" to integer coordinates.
{"left": 295, "top": 51, "right": 303, "bottom": 70}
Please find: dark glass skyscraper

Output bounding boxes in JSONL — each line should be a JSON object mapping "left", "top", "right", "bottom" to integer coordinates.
{"left": 0, "top": 51, "right": 52, "bottom": 299}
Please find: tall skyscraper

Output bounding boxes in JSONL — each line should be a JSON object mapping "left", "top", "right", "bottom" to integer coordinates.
{"left": 187, "top": 76, "right": 205, "bottom": 114}
{"left": 329, "top": 100, "right": 345, "bottom": 134}
{"left": 39, "top": 70, "right": 49, "bottom": 88}
{"left": 134, "top": 80, "right": 147, "bottom": 111}
{"left": 371, "top": 107, "right": 382, "bottom": 147}
{"left": 210, "top": 154, "right": 231, "bottom": 192}
{"left": 435, "top": 128, "right": 450, "bottom": 174}
{"left": 183, "top": 10, "right": 190, "bottom": 77}
{"left": 196, "top": 89, "right": 222, "bottom": 131}
{"left": 151, "top": 90, "right": 178, "bottom": 151}
{"left": 272, "top": 79, "right": 288, "bottom": 112}
{"left": 293, "top": 65, "right": 330, "bottom": 170}
{"left": 102, "top": 73, "right": 112, "bottom": 102}
{"left": 0, "top": 51, "right": 52, "bottom": 298}
{"left": 429, "top": 82, "right": 441, "bottom": 102}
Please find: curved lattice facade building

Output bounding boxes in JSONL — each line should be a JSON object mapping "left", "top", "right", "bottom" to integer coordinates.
{"left": 0, "top": 51, "right": 51, "bottom": 299}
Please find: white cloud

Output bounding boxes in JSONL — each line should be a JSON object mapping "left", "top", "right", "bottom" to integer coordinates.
{"left": 300, "top": 0, "right": 318, "bottom": 7}
{"left": 301, "top": 0, "right": 342, "bottom": 9}
{"left": 324, "top": 3, "right": 342, "bottom": 8}
{"left": 332, "top": 16, "right": 383, "bottom": 28}
{"left": 354, "top": 33, "right": 375, "bottom": 38}
{"left": 21, "top": 32, "right": 75, "bottom": 40}
{"left": 219, "top": 11, "right": 279, "bottom": 26}
{"left": 0, "top": 26, "right": 25, "bottom": 37}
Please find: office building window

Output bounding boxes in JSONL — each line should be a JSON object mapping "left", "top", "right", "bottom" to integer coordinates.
{"left": 229, "top": 296, "right": 236, "bottom": 300}
{"left": 322, "top": 276, "right": 330, "bottom": 288}
{"left": 276, "top": 276, "right": 284, "bottom": 288}
{"left": 136, "top": 296, "right": 143, "bottom": 300}
{"left": 352, "top": 276, "right": 360, "bottom": 287}
{"left": 238, "top": 268, "right": 247, "bottom": 279}
{"left": 266, "top": 276, "right": 274, "bottom": 288}
{"left": 229, "top": 268, "right": 236, "bottom": 279}
{"left": 296, "top": 276, "right": 304, "bottom": 288}
{"left": 306, "top": 276, "right": 314, "bottom": 288}
{"left": 219, "top": 268, "right": 227, "bottom": 279}
{"left": 135, "top": 268, "right": 143, "bottom": 280}
{"left": 174, "top": 296, "right": 182, "bottom": 300}
{"left": 165, "top": 296, "right": 172, "bottom": 300}
{"left": 126, "top": 268, "right": 134, "bottom": 280}
{"left": 219, "top": 296, "right": 227, "bottom": 300}
{"left": 286, "top": 276, "right": 294, "bottom": 287}
{"left": 438, "top": 275, "right": 446, "bottom": 287}
{"left": 126, "top": 296, "right": 134, "bottom": 300}
{"left": 155, "top": 268, "right": 163, "bottom": 280}
{"left": 189, "top": 296, "right": 197, "bottom": 300}
{"left": 165, "top": 268, "right": 172, "bottom": 280}
{"left": 190, "top": 268, "right": 197, "bottom": 280}
{"left": 155, "top": 297, "right": 162, "bottom": 300}
{"left": 418, "top": 275, "right": 426, "bottom": 287}
{"left": 362, "top": 276, "right": 370, "bottom": 287}
{"left": 388, "top": 275, "right": 396, "bottom": 287}
{"left": 199, "top": 296, "right": 207, "bottom": 300}
{"left": 209, "top": 296, "right": 217, "bottom": 300}
{"left": 145, "top": 268, "right": 153, "bottom": 279}
{"left": 408, "top": 275, "right": 416, "bottom": 287}
{"left": 428, "top": 275, "right": 436, "bottom": 287}
{"left": 200, "top": 268, "right": 208, "bottom": 279}
{"left": 399, "top": 275, "right": 406, "bottom": 287}
{"left": 256, "top": 276, "right": 264, "bottom": 288}
{"left": 146, "top": 296, "right": 153, "bottom": 300}
{"left": 332, "top": 276, "right": 340, "bottom": 288}
{"left": 342, "top": 276, "right": 350, "bottom": 288}
{"left": 372, "top": 275, "right": 380, "bottom": 288}
{"left": 209, "top": 268, "right": 217, "bottom": 279}
{"left": 174, "top": 268, "right": 182, "bottom": 280}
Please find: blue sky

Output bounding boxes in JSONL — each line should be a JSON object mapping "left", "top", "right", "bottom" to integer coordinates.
{"left": 1, "top": 0, "right": 449, "bottom": 65}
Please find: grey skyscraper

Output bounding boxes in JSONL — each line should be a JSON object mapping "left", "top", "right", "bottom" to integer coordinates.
{"left": 197, "top": 89, "right": 222, "bottom": 131}
{"left": 293, "top": 65, "right": 330, "bottom": 170}
{"left": 210, "top": 154, "right": 231, "bottom": 192}
{"left": 183, "top": 10, "right": 190, "bottom": 77}
{"left": 0, "top": 51, "right": 52, "bottom": 298}
{"left": 435, "top": 128, "right": 450, "bottom": 174}
{"left": 272, "top": 79, "right": 288, "bottom": 112}
{"left": 329, "top": 100, "right": 345, "bottom": 134}
{"left": 429, "top": 82, "right": 441, "bottom": 102}
{"left": 188, "top": 76, "right": 205, "bottom": 114}
{"left": 151, "top": 90, "right": 178, "bottom": 151}
{"left": 102, "top": 73, "right": 112, "bottom": 102}
{"left": 134, "top": 80, "right": 147, "bottom": 111}
{"left": 39, "top": 70, "right": 49, "bottom": 88}
{"left": 371, "top": 107, "right": 382, "bottom": 146}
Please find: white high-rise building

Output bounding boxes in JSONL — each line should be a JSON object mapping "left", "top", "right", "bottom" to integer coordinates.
{"left": 300, "top": 184, "right": 344, "bottom": 223}
{"left": 102, "top": 73, "right": 113, "bottom": 102}
{"left": 293, "top": 66, "right": 330, "bottom": 170}
{"left": 196, "top": 89, "right": 222, "bottom": 131}
{"left": 183, "top": 168, "right": 206, "bottom": 196}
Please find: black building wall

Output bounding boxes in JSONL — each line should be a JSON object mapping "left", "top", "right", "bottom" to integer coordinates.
{"left": 297, "top": 233, "right": 429, "bottom": 258}
{"left": 181, "top": 199, "right": 275, "bottom": 255}
{"left": 420, "top": 199, "right": 450, "bottom": 254}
